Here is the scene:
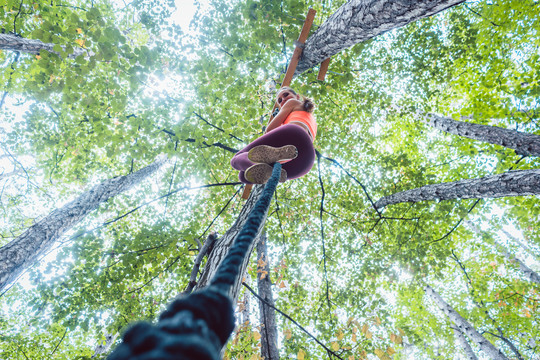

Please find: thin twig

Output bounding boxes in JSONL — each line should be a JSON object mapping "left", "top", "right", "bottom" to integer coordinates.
{"left": 318, "top": 151, "right": 381, "bottom": 217}
{"left": 49, "top": 327, "right": 68, "bottom": 357}
{"left": 197, "top": 187, "right": 241, "bottom": 240}
{"left": 317, "top": 153, "right": 331, "bottom": 308}
{"left": 243, "top": 282, "right": 344, "bottom": 360}
{"left": 428, "top": 199, "right": 481, "bottom": 245}
{"left": 193, "top": 111, "right": 244, "bottom": 142}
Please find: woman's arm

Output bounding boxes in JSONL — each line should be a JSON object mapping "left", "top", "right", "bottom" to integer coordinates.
{"left": 265, "top": 99, "right": 304, "bottom": 133}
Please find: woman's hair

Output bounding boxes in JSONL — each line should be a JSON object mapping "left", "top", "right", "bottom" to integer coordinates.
{"left": 278, "top": 87, "right": 315, "bottom": 113}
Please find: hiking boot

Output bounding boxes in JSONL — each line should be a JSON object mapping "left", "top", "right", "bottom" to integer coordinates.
{"left": 248, "top": 145, "right": 297, "bottom": 164}
{"left": 244, "top": 163, "right": 287, "bottom": 184}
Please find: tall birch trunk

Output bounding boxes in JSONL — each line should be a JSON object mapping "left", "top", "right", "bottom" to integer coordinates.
{"left": 501, "top": 229, "right": 537, "bottom": 258}
{"left": 375, "top": 169, "right": 540, "bottom": 209}
{"left": 452, "top": 326, "right": 478, "bottom": 360}
{"left": 426, "top": 113, "right": 540, "bottom": 157}
{"left": 465, "top": 221, "right": 540, "bottom": 285}
{"left": 295, "top": 0, "right": 465, "bottom": 74}
{"left": 0, "top": 33, "right": 92, "bottom": 58}
{"left": 194, "top": 185, "right": 268, "bottom": 303}
{"left": 425, "top": 285, "right": 508, "bottom": 360}
{"left": 256, "top": 232, "right": 279, "bottom": 360}
{"left": 507, "top": 255, "right": 540, "bottom": 285}
{"left": 0, "top": 156, "right": 166, "bottom": 292}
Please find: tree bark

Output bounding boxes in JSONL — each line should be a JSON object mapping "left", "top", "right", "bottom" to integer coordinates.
{"left": 507, "top": 255, "right": 540, "bottom": 285}
{"left": 452, "top": 326, "right": 478, "bottom": 360}
{"left": 182, "top": 232, "right": 218, "bottom": 294}
{"left": 425, "top": 285, "right": 508, "bottom": 360}
{"left": 426, "top": 113, "right": 540, "bottom": 157}
{"left": 92, "top": 333, "right": 119, "bottom": 359}
{"left": 194, "top": 185, "right": 268, "bottom": 303}
{"left": 295, "top": 0, "right": 465, "bottom": 74}
{"left": 375, "top": 169, "right": 540, "bottom": 209}
{"left": 501, "top": 229, "right": 537, "bottom": 258}
{"left": 241, "top": 288, "right": 251, "bottom": 326}
{"left": 256, "top": 232, "right": 279, "bottom": 360}
{"left": 0, "top": 156, "right": 167, "bottom": 292}
{"left": 465, "top": 221, "right": 540, "bottom": 285}
{"left": 0, "top": 33, "right": 91, "bottom": 59}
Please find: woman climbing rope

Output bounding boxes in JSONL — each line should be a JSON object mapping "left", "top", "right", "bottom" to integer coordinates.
{"left": 231, "top": 87, "right": 317, "bottom": 184}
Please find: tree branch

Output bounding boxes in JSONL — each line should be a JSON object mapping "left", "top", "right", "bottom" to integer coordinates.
{"left": 183, "top": 232, "right": 218, "bottom": 294}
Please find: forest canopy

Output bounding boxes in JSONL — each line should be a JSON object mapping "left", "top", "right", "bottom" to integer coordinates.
{"left": 0, "top": 0, "right": 539, "bottom": 359}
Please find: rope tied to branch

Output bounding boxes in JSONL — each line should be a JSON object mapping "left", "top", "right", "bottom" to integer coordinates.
{"left": 108, "top": 163, "right": 282, "bottom": 360}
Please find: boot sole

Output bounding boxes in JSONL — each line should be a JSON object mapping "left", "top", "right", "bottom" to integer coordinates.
{"left": 248, "top": 145, "right": 298, "bottom": 164}
{"left": 245, "top": 164, "right": 287, "bottom": 184}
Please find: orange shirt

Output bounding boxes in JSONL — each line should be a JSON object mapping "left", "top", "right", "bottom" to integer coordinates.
{"left": 283, "top": 111, "right": 317, "bottom": 140}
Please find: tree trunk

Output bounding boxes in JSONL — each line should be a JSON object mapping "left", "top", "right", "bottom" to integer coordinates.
{"left": 295, "top": 0, "right": 465, "bottom": 74}
{"left": 256, "top": 232, "right": 279, "bottom": 360}
{"left": 501, "top": 229, "right": 537, "bottom": 258}
{"left": 375, "top": 169, "right": 540, "bottom": 209}
{"left": 241, "top": 288, "right": 251, "bottom": 326}
{"left": 507, "top": 255, "right": 540, "bottom": 285}
{"left": 452, "top": 326, "right": 479, "bottom": 360}
{"left": 0, "top": 156, "right": 167, "bottom": 292}
{"left": 194, "top": 185, "right": 268, "bottom": 303}
{"left": 465, "top": 221, "right": 540, "bottom": 285}
{"left": 425, "top": 285, "right": 508, "bottom": 360}
{"left": 92, "top": 333, "right": 119, "bottom": 359}
{"left": 426, "top": 113, "right": 540, "bottom": 157}
{"left": 0, "top": 33, "right": 91, "bottom": 59}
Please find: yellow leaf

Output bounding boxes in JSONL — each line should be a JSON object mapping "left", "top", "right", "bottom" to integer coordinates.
{"left": 337, "top": 330, "right": 344, "bottom": 341}
{"left": 361, "top": 324, "right": 368, "bottom": 334}
{"left": 76, "top": 28, "right": 82, "bottom": 34}
{"left": 374, "top": 349, "right": 385, "bottom": 359}
{"left": 35, "top": 54, "right": 42, "bottom": 60}
{"left": 395, "top": 335, "right": 402, "bottom": 345}
{"left": 365, "top": 330, "right": 372, "bottom": 339}
{"left": 352, "top": 333, "right": 357, "bottom": 343}
{"left": 279, "top": 280, "right": 286, "bottom": 288}
{"left": 49, "top": 74, "right": 54, "bottom": 83}
{"left": 74, "top": 38, "right": 85, "bottom": 48}
{"left": 375, "top": 316, "right": 381, "bottom": 325}
{"left": 331, "top": 341, "right": 339, "bottom": 351}
{"left": 297, "top": 349, "right": 305, "bottom": 360}
{"left": 387, "top": 347, "right": 396, "bottom": 356}
{"left": 253, "top": 331, "right": 261, "bottom": 341}
{"left": 284, "top": 328, "right": 292, "bottom": 340}
{"left": 257, "top": 256, "right": 267, "bottom": 268}
{"left": 398, "top": 328, "right": 405, "bottom": 337}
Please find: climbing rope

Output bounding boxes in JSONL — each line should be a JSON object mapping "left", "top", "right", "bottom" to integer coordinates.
{"left": 108, "top": 162, "right": 282, "bottom": 360}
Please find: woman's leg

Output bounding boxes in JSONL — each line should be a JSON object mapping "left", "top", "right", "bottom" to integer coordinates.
{"left": 277, "top": 125, "right": 315, "bottom": 179}
{"left": 231, "top": 124, "right": 315, "bottom": 182}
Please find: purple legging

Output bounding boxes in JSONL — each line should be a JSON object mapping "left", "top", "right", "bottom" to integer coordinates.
{"left": 231, "top": 124, "right": 315, "bottom": 184}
